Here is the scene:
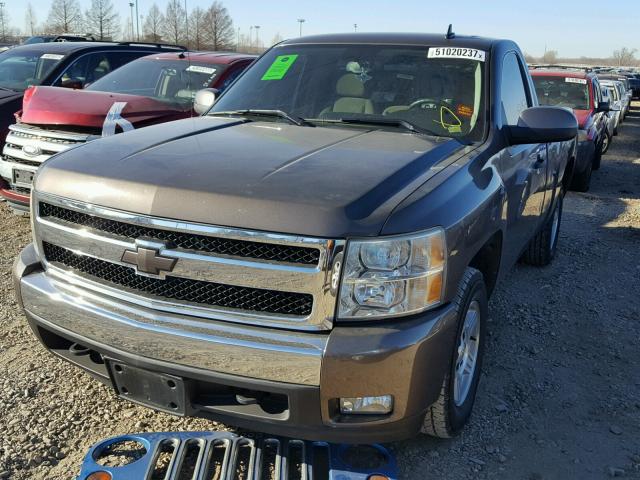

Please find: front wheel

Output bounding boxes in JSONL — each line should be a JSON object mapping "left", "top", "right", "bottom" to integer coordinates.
{"left": 571, "top": 156, "right": 593, "bottom": 192}
{"left": 422, "top": 267, "right": 487, "bottom": 438}
{"left": 521, "top": 191, "right": 563, "bottom": 266}
{"left": 595, "top": 133, "right": 609, "bottom": 166}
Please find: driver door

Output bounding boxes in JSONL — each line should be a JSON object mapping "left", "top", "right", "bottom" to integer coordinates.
{"left": 499, "top": 53, "right": 547, "bottom": 267}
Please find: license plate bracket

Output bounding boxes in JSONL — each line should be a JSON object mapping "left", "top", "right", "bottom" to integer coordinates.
{"left": 12, "top": 168, "right": 34, "bottom": 188}
{"left": 106, "top": 359, "right": 187, "bottom": 415}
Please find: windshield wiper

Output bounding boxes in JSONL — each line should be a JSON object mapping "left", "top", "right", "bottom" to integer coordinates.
{"left": 335, "top": 117, "right": 439, "bottom": 136}
{"left": 209, "top": 109, "right": 314, "bottom": 127}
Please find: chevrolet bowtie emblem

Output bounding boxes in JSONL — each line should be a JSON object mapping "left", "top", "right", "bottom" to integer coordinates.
{"left": 121, "top": 246, "right": 177, "bottom": 277}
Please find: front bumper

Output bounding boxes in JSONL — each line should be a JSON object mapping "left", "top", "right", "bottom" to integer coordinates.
{"left": 14, "top": 244, "right": 458, "bottom": 443}
{"left": 0, "top": 178, "right": 30, "bottom": 212}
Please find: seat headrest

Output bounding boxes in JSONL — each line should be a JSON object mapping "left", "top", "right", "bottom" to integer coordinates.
{"left": 336, "top": 74, "right": 365, "bottom": 97}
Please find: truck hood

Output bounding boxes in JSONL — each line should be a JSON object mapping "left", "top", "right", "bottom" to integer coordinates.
{"left": 36, "top": 117, "right": 468, "bottom": 237}
{"left": 21, "top": 86, "right": 190, "bottom": 130}
{"left": 0, "top": 88, "right": 22, "bottom": 105}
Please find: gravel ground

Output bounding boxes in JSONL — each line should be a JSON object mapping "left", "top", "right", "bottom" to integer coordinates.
{"left": 1, "top": 103, "right": 639, "bottom": 479}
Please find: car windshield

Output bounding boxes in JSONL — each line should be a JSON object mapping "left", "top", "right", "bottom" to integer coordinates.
{"left": 87, "top": 58, "right": 227, "bottom": 105}
{"left": 532, "top": 76, "right": 590, "bottom": 110}
{"left": 211, "top": 44, "right": 487, "bottom": 141}
{"left": 605, "top": 86, "right": 618, "bottom": 101}
{"left": 0, "top": 50, "right": 64, "bottom": 91}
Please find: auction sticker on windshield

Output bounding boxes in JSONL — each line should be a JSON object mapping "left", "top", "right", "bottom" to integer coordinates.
{"left": 565, "top": 77, "right": 587, "bottom": 84}
{"left": 428, "top": 47, "right": 485, "bottom": 62}
{"left": 262, "top": 55, "right": 299, "bottom": 80}
{"left": 186, "top": 65, "right": 216, "bottom": 75}
{"left": 40, "top": 54, "right": 64, "bottom": 60}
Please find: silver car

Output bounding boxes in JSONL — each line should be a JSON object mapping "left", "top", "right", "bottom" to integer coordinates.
{"left": 602, "top": 83, "right": 622, "bottom": 137}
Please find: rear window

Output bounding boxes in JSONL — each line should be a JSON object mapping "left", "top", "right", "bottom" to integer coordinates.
{"left": 532, "top": 76, "right": 591, "bottom": 110}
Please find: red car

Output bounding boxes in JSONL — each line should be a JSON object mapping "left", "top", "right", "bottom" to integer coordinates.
{"left": 530, "top": 67, "right": 609, "bottom": 192}
{"left": 0, "top": 51, "right": 255, "bottom": 212}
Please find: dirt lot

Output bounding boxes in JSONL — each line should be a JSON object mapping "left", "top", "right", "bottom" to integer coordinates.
{"left": 1, "top": 104, "right": 639, "bottom": 480}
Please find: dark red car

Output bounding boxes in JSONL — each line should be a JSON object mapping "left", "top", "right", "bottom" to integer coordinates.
{"left": 530, "top": 67, "right": 609, "bottom": 192}
{"left": 0, "top": 51, "right": 255, "bottom": 212}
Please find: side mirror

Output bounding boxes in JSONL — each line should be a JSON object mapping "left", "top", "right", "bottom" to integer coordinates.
{"left": 194, "top": 88, "right": 219, "bottom": 115}
{"left": 506, "top": 106, "right": 578, "bottom": 145}
{"left": 596, "top": 101, "right": 610, "bottom": 113}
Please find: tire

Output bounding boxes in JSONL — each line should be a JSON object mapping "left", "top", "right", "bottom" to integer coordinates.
{"left": 571, "top": 155, "right": 593, "bottom": 192}
{"left": 421, "top": 267, "right": 487, "bottom": 438}
{"left": 594, "top": 135, "right": 607, "bottom": 168}
{"left": 521, "top": 191, "right": 563, "bottom": 266}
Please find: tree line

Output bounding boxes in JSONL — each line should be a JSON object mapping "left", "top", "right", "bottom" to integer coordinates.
{"left": 2, "top": 0, "right": 239, "bottom": 51}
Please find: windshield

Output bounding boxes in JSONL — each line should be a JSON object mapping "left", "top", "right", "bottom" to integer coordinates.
{"left": 211, "top": 44, "right": 487, "bottom": 141}
{"left": 87, "top": 58, "right": 227, "bottom": 104}
{"left": 605, "top": 86, "right": 618, "bottom": 101}
{"left": 0, "top": 50, "right": 64, "bottom": 91}
{"left": 533, "top": 76, "right": 590, "bottom": 110}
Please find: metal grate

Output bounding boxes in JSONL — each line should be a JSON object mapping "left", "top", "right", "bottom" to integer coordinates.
{"left": 44, "top": 243, "right": 313, "bottom": 316}
{"left": 3, "top": 153, "right": 41, "bottom": 168}
{"left": 79, "top": 431, "right": 398, "bottom": 480}
{"left": 40, "top": 202, "right": 321, "bottom": 266}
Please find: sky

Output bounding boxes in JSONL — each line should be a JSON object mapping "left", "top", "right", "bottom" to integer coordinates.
{"left": 3, "top": 0, "right": 639, "bottom": 58}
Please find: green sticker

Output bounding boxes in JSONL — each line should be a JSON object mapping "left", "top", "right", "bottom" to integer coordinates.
{"left": 261, "top": 54, "right": 298, "bottom": 80}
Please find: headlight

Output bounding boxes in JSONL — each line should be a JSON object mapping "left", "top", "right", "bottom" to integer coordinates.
{"left": 338, "top": 228, "right": 446, "bottom": 319}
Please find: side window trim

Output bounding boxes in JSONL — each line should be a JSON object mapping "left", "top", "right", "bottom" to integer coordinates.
{"left": 52, "top": 49, "right": 158, "bottom": 87}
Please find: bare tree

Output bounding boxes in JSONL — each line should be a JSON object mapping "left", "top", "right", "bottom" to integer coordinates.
{"left": 612, "top": 47, "right": 638, "bottom": 67}
{"left": 25, "top": 3, "right": 37, "bottom": 36}
{"left": 143, "top": 4, "right": 164, "bottom": 42}
{"left": 46, "top": 0, "right": 83, "bottom": 33}
{"left": 85, "top": 0, "right": 120, "bottom": 40}
{"left": 188, "top": 7, "right": 207, "bottom": 50}
{"left": 162, "top": 0, "right": 186, "bottom": 45}
{"left": 0, "top": 3, "right": 9, "bottom": 42}
{"left": 270, "top": 32, "right": 284, "bottom": 47}
{"left": 204, "top": 1, "right": 234, "bottom": 50}
{"left": 541, "top": 49, "right": 558, "bottom": 64}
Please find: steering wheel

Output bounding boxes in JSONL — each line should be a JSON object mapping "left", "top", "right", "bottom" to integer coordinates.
{"left": 408, "top": 98, "right": 464, "bottom": 133}
{"left": 408, "top": 98, "right": 439, "bottom": 110}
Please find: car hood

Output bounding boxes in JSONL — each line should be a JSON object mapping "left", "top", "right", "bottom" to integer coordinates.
{"left": 573, "top": 109, "right": 591, "bottom": 129}
{"left": 36, "top": 117, "right": 469, "bottom": 237}
{"left": 21, "top": 86, "right": 190, "bottom": 130}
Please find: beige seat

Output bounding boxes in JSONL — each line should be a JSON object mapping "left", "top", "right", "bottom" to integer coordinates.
{"left": 326, "top": 74, "right": 374, "bottom": 114}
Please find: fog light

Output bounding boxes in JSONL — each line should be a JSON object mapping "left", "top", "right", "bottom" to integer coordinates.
{"left": 340, "top": 395, "right": 393, "bottom": 415}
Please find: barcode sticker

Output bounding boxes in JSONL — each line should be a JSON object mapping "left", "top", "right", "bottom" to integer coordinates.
{"left": 428, "top": 47, "right": 486, "bottom": 62}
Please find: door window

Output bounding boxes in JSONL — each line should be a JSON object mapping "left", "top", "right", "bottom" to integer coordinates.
{"left": 500, "top": 53, "right": 530, "bottom": 126}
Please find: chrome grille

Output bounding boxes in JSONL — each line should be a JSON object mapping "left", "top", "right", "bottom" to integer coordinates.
{"left": 1, "top": 124, "right": 89, "bottom": 193}
{"left": 44, "top": 242, "right": 314, "bottom": 316}
{"left": 40, "top": 202, "right": 321, "bottom": 266}
{"left": 34, "top": 194, "right": 343, "bottom": 331}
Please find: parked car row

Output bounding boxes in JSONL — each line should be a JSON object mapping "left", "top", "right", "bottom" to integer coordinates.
{"left": 0, "top": 41, "right": 255, "bottom": 212}
{"left": 530, "top": 64, "right": 635, "bottom": 191}
{"left": 12, "top": 30, "right": 581, "bottom": 443}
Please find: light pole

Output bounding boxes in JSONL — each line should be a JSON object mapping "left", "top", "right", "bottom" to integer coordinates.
{"left": 237, "top": 27, "right": 240, "bottom": 50}
{"left": 129, "top": 3, "right": 135, "bottom": 41}
{"left": 254, "top": 25, "right": 260, "bottom": 47}
{"left": 249, "top": 26, "right": 253, "bottom": 47}
{"left": 135, "top": 0, "right": 140, "bottom": 41}
{"left": 184, "top": 0, "right": 188, "bottom": 47}
{"left": 0, "top": 2, "right": 6, "bottom": 43}
{"left": 354, "top": 24, "right": 358, "bottom": 32}
{"left": 297, "top": 18, "right": 305, "bottom": 37}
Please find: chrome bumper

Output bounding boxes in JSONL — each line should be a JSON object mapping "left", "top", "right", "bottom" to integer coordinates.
{"left": 19, "top": 268, "right": 327, "bottom": 386}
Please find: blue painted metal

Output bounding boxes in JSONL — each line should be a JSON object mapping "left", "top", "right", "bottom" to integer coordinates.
{"left": 77, "top": 431, "right": 397, "bottom": 480}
